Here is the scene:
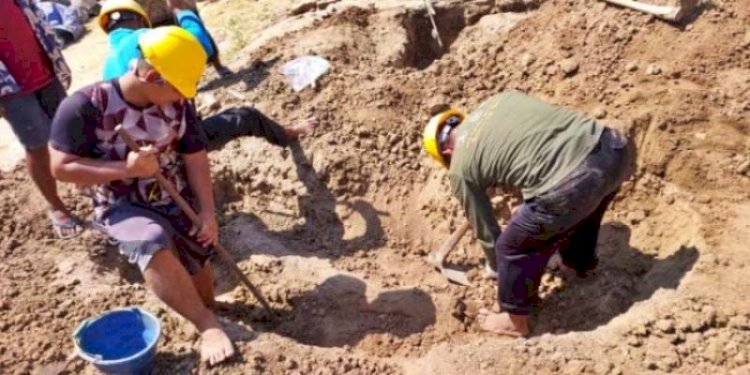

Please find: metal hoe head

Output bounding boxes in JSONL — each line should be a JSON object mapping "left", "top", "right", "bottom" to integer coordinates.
{"left": 426, "top": 248, "right": 472, "bottom": 287}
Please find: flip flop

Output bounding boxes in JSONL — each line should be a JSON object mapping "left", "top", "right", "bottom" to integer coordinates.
{"left": 48, "top": 211, "right": 84, "bottom": 240}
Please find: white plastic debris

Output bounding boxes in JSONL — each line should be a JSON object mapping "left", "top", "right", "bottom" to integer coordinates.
{"left": 280, "top": 56, "right": 331, "bottom": 92}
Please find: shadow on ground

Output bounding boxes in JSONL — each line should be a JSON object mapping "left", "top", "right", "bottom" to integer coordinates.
{"left": 199, "top": 58, "right": 278, "bottom": 92}
{"left": 533, "top": 222, "right": 699, "bottom": 335}
{"left": 218, "top": 274, "right": 436, "bottom": 348}
{"left": 217, "top": 141, "right": 388, "bottom": 261}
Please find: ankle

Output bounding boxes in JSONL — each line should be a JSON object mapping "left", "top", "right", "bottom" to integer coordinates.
{"left": 195, "top": 311, "right": 222, "bottom": 333}
{"left": 48, "top": 207, "right": 71, "bottom": 218}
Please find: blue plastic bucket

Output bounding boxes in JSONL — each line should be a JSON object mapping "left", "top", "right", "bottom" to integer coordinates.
{"left": 73, "top": 307, "right": 161, "bottom": 375}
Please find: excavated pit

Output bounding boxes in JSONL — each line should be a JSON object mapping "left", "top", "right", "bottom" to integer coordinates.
{"left": 399, "top": 5, "right": 467, "bottom": 70}
{"left": 3, "top": 0, "right": 750, "bottom": 374}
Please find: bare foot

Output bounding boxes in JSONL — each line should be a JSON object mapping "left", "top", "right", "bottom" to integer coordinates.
{"left": 285, "top": 117, "right": 318, "bottom": 140}
{"left": 200, "top": 327, "right": 235, "bottom": 366}
{"left": 477, "top": 308, "right": 530, "bottom": 337}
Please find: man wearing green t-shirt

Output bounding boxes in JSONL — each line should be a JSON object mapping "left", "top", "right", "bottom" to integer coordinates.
{"left": 423, "top": 91, "right": 632, "bottom": 337}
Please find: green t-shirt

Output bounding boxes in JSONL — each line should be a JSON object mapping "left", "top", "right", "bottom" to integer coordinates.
{"left": 448, "top": 90, "right": 603, "bottom": 268}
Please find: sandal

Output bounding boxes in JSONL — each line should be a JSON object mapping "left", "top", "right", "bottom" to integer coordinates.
{"left": 48, "top": 210, "right": 84, "bottom": 240}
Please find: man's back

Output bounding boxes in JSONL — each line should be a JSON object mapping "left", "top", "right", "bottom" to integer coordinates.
{"left": 450, "top": 90, "right": 603, "bottom": 200}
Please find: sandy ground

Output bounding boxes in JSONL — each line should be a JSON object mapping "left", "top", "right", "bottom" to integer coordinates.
{"left": 2, "top": 0, "right": 750, "bottom": 374}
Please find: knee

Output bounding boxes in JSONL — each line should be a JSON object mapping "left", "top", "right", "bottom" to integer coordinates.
{"left": 234, "top": 106, "right": 261, "bottom": 120}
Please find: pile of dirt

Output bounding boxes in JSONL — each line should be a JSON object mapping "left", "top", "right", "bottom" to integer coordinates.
{"left": 2, "top": 0, "right": 750, "bottom": 373}
{"left": 134, "top": 0, "right": 198, "bottom": 24}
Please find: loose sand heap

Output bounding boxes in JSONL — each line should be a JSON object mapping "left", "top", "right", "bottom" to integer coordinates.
{"left": 2, "top": 0, "right": 750, "bottom": 374}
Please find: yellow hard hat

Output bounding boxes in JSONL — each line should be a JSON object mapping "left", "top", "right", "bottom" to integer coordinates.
{"left": 138, "top": 26, "right": 207, "bottom": 99}
{"left": 98, "top": 0, "right": 152, "bottom": 32}
{"left": 423, "top": 109, "right": 466, "bottom": 168}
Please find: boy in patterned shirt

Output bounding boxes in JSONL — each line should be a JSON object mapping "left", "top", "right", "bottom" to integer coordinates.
{"left": 49, "top": 26, "right": 234, "bottom": 365}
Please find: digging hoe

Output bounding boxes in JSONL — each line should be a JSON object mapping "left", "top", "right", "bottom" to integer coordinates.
{"left": 115, "top": 126, "right": 276, "bottom": 320}
{"left": 600, "top": 0, "right": 699, "bottom": 23}
{"left": 426, "top": 221, "right": 472, "bottom": 286}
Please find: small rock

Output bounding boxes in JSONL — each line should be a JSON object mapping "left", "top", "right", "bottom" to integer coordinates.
{"left": 702, "top": 305, "right": 718, "bottom": 325}
{"left": 286, "top": 358, "right": 299, "bottom": 370}
{"left": 4, "top": 238, "right": 20, "bottom": 252}
{"left": 733, "top": 352, "right": 748, "bottom": 367}
{"left": 664, "top": 195, "right": 675, "bottom": 205}
{"left": 646, "top": 64, "right": 662, "bottom": 75}
{"left": 705, "top": 339, "right": 724, "bottom": 364}
{"left": 520, "top": 52, "right": 537, "bottom": 68}
{"left": 656, "top": 319, "right": 675, "bottom": 334}
{"left": 728, "top": 315, "right": 750, "bottom": 330}
{"left": 560, "top": 58, "right": 580, "bottom": 77}
{"left": 627, "top": 210, "right": 647, "bottom": 224}
{"left": 626, "top": 62, "right": 638, "bottom": 72}
{"left": 290, "top": 0, "right": 317, "bottom": 15}
{"left": 427, "top": 94, "right": 451, "bottom": 115}
{"left": 565, "top": 360, "right": 588, "bottom": 373}
{"left": 626, "top": 335, "right": 642, "bottom": 347}
{"left": 736, "top": 160, "right": 750, "bottom": 175}
{"left": 593, "top": 107, "right": 607, "bottom": 119}
{"left": 317, "top": 0, "right": 339, "bottom": 10}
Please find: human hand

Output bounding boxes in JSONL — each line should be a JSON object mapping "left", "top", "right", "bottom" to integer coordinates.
{"left": 191, "top": 210, "right": 219, "bottom": 247}
{"left": 125, "top": 145, "right": 159, "bottom": 178}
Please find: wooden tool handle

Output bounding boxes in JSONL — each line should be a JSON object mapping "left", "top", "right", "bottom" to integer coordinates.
{"left": 115, "top": 125, "right": 276, "bottom": 318}
{"left": 434, "top": 221, "right": 471, "bottom": 265}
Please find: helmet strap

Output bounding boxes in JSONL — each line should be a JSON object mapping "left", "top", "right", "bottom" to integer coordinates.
{"left": 437, "top": 115, "right": 462, "bottom": 152}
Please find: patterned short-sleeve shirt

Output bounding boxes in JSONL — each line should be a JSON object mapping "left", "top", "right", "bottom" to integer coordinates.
{"left": 49, "top": 80, "right": 207, "bottom": 216}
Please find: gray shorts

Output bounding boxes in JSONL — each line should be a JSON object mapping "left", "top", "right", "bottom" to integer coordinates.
{"left": 95, "top": 201, "right": 213, "bottom": 275}
{"left": 0, "top": 80, "right": 66, "bottom": 150}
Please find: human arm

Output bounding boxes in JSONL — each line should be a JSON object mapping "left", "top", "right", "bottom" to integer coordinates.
{"left": 48, "top": 92, "right": 159, "bottom": 184}
{"left": 50, "top": 146, "right": 158, "bottom": 184}
{"left": 183, "top": 150, "right": 217, "bottom": 246}
{"left": 163, "top": 1, "right": 214, "bottom": 58}
{"left": 180, "top": 104, "right": 217, "bottom": 246}
{"left": 450, "top": 175, "right": 502, "bottom": 271}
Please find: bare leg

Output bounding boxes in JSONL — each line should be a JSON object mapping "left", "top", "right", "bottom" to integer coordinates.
{"left": 143, "top": 250, "right": 234, "bottom": 365}
{"left": 28, "top": 146, "right": 66, "bottom": 211}
{"left": 478, "top": 308, "right": 530, "bottom": 337}
{"left": 27, "top": 146, "right": 80, "bottom": 238}
{"left": 192, "top": 264, "right": 216, "bottom": 309}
